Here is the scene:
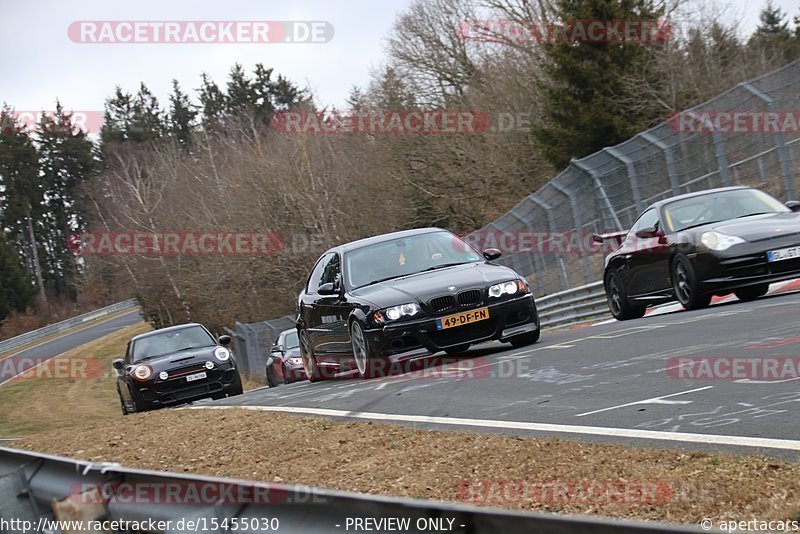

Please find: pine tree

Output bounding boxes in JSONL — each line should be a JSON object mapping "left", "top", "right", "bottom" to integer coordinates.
{"left": 0, "top": 106, "right": 46, "bottom": 303}
{"left": 37, "top": 102, "right": 98, "bottom": 298}
{"left": 198, "top": 73, "right": 227, "bottom": 128}
{"left": 0, "top": 233, "right": 35, "bottom": 320}
{"left": 168, "top": 79, "right": 197, "bottom": 148}
{"left": 749, "top": 1, "right": 798, "bottom": 61}
{"left": 533, "top": 0, "right": 667, "bottom": 169}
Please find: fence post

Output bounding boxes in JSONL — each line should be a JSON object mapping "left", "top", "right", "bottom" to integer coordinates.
{"left": 640, "top": 131, "right": 681, "bottom": 196}
{"left": 740, "top": 81, "right": 796, "bottom": 199}
{"left": 550, "top": 181, "right": 593, "bottom": 283}
{"left": 572, "top": 159, "right": 624, "bottom": 231}
{"left": 686, "top": 110, "right": 731, "bottom": 187}
{"left": 604, "top": 147, "right": 644, "bottom": 214}
{"left": 529, "top": 196, "right": 569, "bottom": 290}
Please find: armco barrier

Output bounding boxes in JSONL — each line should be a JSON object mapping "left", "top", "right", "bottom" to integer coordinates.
{"left": 0, "top": 299, "right": 139, "bottom": 355}
{"left": 0, "top": 446, "right": 701, "bottom": 533}
{"left": 538, "top": 281, "right": 610, "bottom": 330}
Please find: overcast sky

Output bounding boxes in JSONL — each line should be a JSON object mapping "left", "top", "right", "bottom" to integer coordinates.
{"left": 1, "top": 0, "right": 798, "bottom": 116}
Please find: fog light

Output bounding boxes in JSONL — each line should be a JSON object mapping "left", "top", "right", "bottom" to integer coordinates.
{"left": 158, "top": 371, "right": 168, "bottom": 380}
{"left": 205, "top": 361, "right": 214, "bottom": 370}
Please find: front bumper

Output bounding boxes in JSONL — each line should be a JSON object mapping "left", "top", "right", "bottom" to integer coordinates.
{"left": 131, "top": 364, "right": 242, "bottom": 410}
{"left": 363, "top": 294, "right": 538, "bottom": 356}
{"left": 693, "top": 241, "right": 800, "bottom": 294}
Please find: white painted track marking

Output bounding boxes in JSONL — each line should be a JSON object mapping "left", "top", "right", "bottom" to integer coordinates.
{"left": 575, "top": 386, "right": 713, "bottom": 417}
{"left": 186, "top": 404, "right": 800, "bottom": 451}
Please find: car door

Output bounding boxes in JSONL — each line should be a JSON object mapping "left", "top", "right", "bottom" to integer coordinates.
{"left": 314, "top": 253, "right": 352, "bottom": 358}
{"left": 117, "top": 342, "right": 134, "bottom": 405}
{"left": 300, "top": 252, "right": 334, "bottom": 351}
{"left": 622, "top": 209, "right": 671, "bottom": 295}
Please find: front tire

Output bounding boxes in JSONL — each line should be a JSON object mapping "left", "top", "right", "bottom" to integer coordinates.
{"left": 119, "top": 393, "right": 129, "bottom": 416}
{"left": 300, "top": 329, "right": 328, "bottom": 382}
{"left": 605, "top": 269, "right": 646, "bottom": 320}
{"left": 672, "top": 254, "right": 711, "bottom": 310}
{"left": 351, "top": 321, "right": 388, "bottom": 379}
{"left": 444, "top": 344, "right": 470, "bottom": 356}
{"left": 734, "top": 283, "right": 769, "bottom": 301}
{"left": 509, "top": 330, "right": 540, "bottom": 348}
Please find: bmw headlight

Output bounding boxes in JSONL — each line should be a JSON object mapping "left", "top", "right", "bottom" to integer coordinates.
{"left": 488, "top": 280, "right": 526, "bottom": 298}
{"left": 374, "top": 302, "right": 420, "bottom": 323}
{"left": 214, "top": 347, "right": 231, "bottom": 361}
{"left": 700, "top": 231, "right": 745, "bottom": 251}
{"left": 132, "top": 364, "right": 153, "bottom": 381}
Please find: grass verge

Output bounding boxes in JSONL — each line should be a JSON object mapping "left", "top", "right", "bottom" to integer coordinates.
{"left": 6, "top": 325, "right": 800, "bottom": 525}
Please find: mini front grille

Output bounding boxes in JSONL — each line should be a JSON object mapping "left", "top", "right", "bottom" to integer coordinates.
{"left": 457, "top": 290, "right": 482, "bottom": 307}
{"left": 430, "top": 295, "right": 457, "bottom": 313}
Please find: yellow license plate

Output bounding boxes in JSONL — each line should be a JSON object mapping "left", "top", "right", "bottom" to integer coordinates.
{"left": 435, "top": 307, "right": 490, "bottom": 330}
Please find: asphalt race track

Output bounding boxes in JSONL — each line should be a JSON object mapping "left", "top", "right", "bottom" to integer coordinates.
{"left": 0, "top": 309, "right": 143, "bottom": 386}
{"left": 195, "top": 290, "right": 800, "bottom": 457}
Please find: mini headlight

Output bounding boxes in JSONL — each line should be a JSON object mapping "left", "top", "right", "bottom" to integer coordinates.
{"left": 158, "top": 371, "right": 169, "bottom": 380}
{"left": 205, "top": 361, "right": 215, "bottom": 370}
{"left": 132, "top": 364, "right": 153, "bottom": 381}
{"left": 289, "top": 357, "right": 303, "bottom": 365}
{"left": 700, "top": 231, "right": 745, "bottom": 251}
{"left": 489, "top": 280, "right": 520, "bottom": 298}
{"left": 214, "top": 347, "right": 230, "bottom": 361}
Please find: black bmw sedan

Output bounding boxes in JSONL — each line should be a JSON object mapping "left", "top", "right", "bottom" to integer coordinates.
{"left": 297, "top": 228, "right": 540, "bottom": 380}
{"left": 113, "top": 323, "right": 243, "bottom": 414}
{"left": 601, "top": 186, "right": 800, "bottom": 320}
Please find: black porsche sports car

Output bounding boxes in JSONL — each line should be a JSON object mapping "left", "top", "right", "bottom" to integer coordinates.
{"left": 600, "top": 186, "right": 800, "bottom": 320}
{"left": 296, "top": 227, "right": 540, "bottom": 380}
{"left": 113, "top": 323, "right": 243, "bottom": 414}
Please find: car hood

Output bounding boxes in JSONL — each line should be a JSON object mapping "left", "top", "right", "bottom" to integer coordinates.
{"left": 133, "top": 346, "right": 221, "bottom": 370}
{"left": 693, "top": 212, "right": 800, "bottom": 242}
{"left": 350, "top": 262, "right": 519, "bottom": 308}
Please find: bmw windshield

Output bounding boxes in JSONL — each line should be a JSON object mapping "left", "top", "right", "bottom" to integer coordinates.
{"left": 345, "top": 231, "right": 483, "bottom": 289}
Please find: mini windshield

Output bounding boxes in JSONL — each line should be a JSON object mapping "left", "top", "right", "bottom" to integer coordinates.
{"left": 131, "top": 325, "right": 216, "bottom": 362}
{"left": 345, "top": 231, "right": 482, "bottom": 289}
{"left": 284, "top": 330, "right": 299, "bottom": 350}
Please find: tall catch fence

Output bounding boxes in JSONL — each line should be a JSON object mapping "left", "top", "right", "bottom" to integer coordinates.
{"left": 225, "top": 315, "right": 296, "bottom": 381}
{"left": 471, "top": 59, "right": 800, "bottom": 296}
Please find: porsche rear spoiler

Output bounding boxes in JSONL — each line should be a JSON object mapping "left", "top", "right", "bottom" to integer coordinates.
{"left": 591, "top": 230, "right": 628, "bottom": 246}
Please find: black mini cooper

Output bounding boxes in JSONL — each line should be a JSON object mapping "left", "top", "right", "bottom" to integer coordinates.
{"left": 114, "top": 323, "right": 243, "bottom": 414}
{"left": 297, "top": 228, "right": 540, "bottom": 380}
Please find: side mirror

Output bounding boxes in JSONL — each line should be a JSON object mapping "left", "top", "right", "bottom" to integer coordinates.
{"left": 112, "top": 359, "right": 126, "bottom": 370}
{"left": 786, "top": 200, "right": 800, "bottom": 212}
{"left": 218, "top": 334, "right": 232, "bottom": 346}
{"left": 482, "top": 248, "right": 502, "bottom": 261}
{"left": 318, "top": 282, "right": 338, "bottom": 295}
{"left": 271, "top": 345, "right": 284, "bottom": 354}
{"left": 635, "top": 227, "right": 663, "bottom": 239}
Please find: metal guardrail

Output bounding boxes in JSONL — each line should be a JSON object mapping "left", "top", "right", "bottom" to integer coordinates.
{"left": 537, "top": 281, "right": 610, "bottom": 330}
{"left": 0, "top": 446, "right": 701, "bottom": 533}
{"left": 0, "top": 299, "right": 139, "bottom": 356}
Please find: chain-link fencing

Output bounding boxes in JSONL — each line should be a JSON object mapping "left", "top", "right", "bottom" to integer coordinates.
{"left": 470, "top": 59, "right": 800, "bottom": 296}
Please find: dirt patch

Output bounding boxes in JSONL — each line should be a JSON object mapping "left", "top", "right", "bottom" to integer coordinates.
{"left": 14, "top": 407, "right": 800, "bottom": 525}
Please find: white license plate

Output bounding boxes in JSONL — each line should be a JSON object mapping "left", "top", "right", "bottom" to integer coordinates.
{"left": 186, "top": 371, "right": 207, "bottom": 382}
{"left": 767, "top": 246, "right": 800, "bottom": 262}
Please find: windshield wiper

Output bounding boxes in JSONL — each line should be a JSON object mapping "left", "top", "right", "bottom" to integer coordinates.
{"left": 736, "top": 212, "right": 771, "bottom": 219}
{"left": 421, "top": 262, "right": 469, "bottom": 272}
{"left": 679, "top": 220, "right": 727, "bottom": 232}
